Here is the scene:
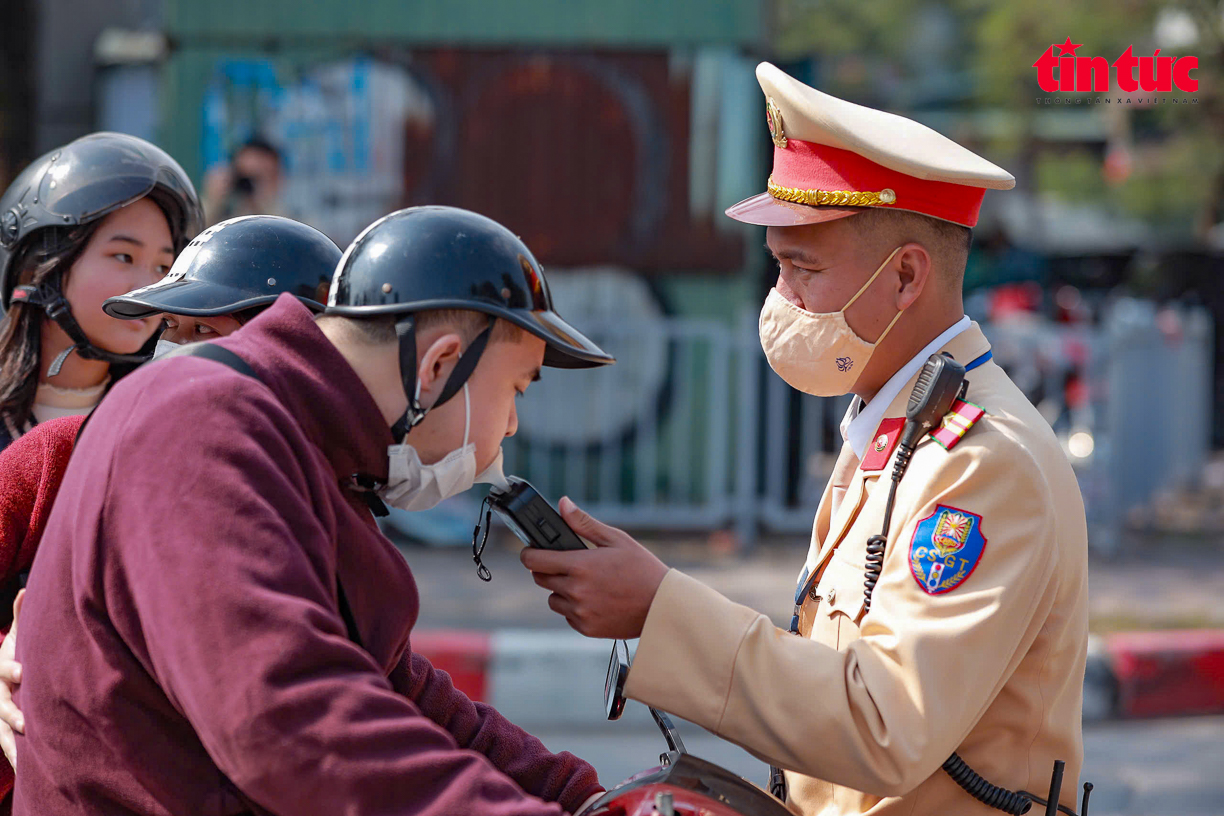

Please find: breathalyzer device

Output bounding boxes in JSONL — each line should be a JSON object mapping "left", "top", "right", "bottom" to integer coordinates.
{"left": 489, "top": 477, "right": 594, "bottom": 552}
{"left": 471, "top": 476, "right": 592, "bottom": 582}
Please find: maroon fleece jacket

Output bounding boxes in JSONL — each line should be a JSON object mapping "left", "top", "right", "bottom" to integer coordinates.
{"left": 12, "top": 295, "right": 601, "bottom": 815}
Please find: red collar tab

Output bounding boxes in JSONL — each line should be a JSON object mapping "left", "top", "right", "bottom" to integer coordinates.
{"left": 860, "top": 417, "right": 905, "bottom": 472}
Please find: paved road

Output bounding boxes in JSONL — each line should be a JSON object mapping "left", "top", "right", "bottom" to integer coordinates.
{"left": 533, "top": 715, "right": 1224, "bottom": 816}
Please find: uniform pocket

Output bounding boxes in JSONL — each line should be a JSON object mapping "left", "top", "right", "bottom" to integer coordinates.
{"left": 818, "top": 551, "right": 868, "bottom": 625}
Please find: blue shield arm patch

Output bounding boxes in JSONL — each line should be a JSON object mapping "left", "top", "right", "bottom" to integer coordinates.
{"left": 908, "top": 504, "right": 988, "bottom": 595}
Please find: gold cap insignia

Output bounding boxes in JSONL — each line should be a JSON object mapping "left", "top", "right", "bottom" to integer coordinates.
{"left": 766, "top": 97, "right": 787, "bottom": 149}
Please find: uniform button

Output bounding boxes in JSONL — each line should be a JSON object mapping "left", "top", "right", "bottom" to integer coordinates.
{"left": 827, "top": 588, "right": 837, "bottom": 603}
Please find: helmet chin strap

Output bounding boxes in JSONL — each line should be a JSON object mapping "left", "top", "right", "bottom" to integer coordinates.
{"left": 12, "top": 284, "right": 153, "bottom": 377}
{"left": 390, "top": 314, "right": 495, "bottom": 443}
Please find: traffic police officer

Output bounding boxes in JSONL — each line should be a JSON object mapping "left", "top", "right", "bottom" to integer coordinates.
{"left": 521, "top": 63, "right": 1089, "bottom": 816}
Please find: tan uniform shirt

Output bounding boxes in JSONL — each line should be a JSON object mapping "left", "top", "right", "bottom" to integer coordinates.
{"left": 625, "top": 324, "right": 1088, "bottom": 816}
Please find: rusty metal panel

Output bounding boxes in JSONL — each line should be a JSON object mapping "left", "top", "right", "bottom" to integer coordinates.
{"left": 414, "top": 50, "right": 743, "bottom": 271}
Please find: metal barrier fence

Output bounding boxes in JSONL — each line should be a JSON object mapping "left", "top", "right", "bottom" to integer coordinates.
{"left": 1096, "top": 299, "right": 1214, "bottom": 551}
{"left": 504, "top": 301, "right": 1214, "bottom": 550}
{"left": 505, "top": 317, "right": 739, "bottom": 531}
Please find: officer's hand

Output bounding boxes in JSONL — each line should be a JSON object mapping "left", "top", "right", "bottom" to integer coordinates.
{"left": 520, "top": 498, "right": 668, "bottom": 639}
{"left": 0, "top": 589, "right": 27, "bottom": 770}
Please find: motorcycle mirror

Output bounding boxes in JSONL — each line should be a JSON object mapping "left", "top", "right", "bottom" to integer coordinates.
{"left": 604, "top": 639, "right": 631, "bottom": 721}
{"left": 649, "top": 707, "right": 688, "bottom": 761}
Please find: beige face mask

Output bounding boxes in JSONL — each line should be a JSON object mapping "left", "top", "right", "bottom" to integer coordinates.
{"left": 758, "top": 246, "right": 903, "bottom": 397}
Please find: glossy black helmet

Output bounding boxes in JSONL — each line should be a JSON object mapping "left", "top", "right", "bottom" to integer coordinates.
{"left": 103, "top": 215, "right": 340, "bottom": 320}
{"left": 326, "top": 206, "right": 613, "bottom": 439}
{"left": 326, "top": 206, "right": 613, "bottom": 370}
{"left": 0, "top": 132, "right": 203, "bottom": 311}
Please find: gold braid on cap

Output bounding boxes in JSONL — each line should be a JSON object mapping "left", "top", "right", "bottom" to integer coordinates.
{"left": 767, "top": 176, "right": 897, "bottom": 208}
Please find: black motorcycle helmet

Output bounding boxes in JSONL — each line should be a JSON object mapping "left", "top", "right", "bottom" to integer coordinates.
{"left": 0, "top": 132, "right": 203, "bottom": 373}
{"left": 103, "top": 215, "right": 340, "bottom": 320}
{"left": 326, "top": 206, "right": 614, "bottom": 439}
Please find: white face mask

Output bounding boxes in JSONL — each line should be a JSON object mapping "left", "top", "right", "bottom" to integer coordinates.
{"left": 758, "top": 246, "right": 903, "bottom": 397}
{"left": 379, "top": 383, "right": 507, "bottom": 511}
{"left": 152, "top": 338, "right": 181, "bottom": 360}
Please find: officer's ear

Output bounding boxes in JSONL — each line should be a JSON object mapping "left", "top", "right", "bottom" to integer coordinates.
{"left": 416, "top": 331, "right": 465, "bottom": 405}
{"left": 894, "top": 242, "right": 933, "bottom": 310}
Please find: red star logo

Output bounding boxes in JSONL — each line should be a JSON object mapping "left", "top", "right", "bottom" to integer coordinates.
{"left": 1056, "top": 37, "right": 1083, "bottom": 57}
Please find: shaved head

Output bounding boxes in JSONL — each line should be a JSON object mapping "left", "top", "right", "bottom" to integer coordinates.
{"left": 847, "top": 209, "right": 972, "bottom": 293}
{"left": 317, "top": 309, "right": 525, "bottom": 348}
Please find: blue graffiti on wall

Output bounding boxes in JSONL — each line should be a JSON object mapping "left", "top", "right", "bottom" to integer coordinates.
{"left": 201, "top": 56, "right": 429, "bottom": 241}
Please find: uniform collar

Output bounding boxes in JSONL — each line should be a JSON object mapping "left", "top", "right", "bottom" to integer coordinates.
{"left": 841, "top": 315, "right": 972, "bottom": 460}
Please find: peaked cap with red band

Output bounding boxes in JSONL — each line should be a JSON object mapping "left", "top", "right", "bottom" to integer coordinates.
{"left": 726, "top": 63, "right": 1015, "bottom": 229}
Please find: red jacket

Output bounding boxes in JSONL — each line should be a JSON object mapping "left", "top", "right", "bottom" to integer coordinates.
{"left": 13, "top": 295, "right": 600, "bottom": 815}
{"left": 0, "top": 415, "right": 86, "bottom": 810}
{"left": 0, "top": 415, "right": 85, "bottom": 603}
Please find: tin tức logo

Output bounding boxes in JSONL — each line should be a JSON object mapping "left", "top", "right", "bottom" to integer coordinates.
{"left": 1033, "top": 38, "right": 1198, "bottom": 93}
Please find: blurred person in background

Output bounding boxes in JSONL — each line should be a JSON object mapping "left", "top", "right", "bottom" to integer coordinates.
{"left": 10, "top": 206, "right": 615, "bottom": 816}
{"left": 523, "top": 64, "right": 1089, "bottom": 816}
{"left": 202, "top": 136, "right": 287, "bottom": 226}
{"left": 0, "top": 132, "right": 202, "bottom": 453}
{"left": 0, "top": 214, "right": 338, "bottom": 810}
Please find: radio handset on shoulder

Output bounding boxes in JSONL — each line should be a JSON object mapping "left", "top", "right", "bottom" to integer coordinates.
{"left": 862, "top": 352, "right": 966, "bottom": 612}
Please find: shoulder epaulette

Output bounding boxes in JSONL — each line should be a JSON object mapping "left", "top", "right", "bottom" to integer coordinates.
{"left": 930, "top": 399, "right": 985, "bottom": 451}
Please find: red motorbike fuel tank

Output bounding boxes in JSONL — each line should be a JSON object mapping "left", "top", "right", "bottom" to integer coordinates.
{"left": 585, "top": 753, "right": 792, "bottom": 816}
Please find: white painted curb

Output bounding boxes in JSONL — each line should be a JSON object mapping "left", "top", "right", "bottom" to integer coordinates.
{"left": 487, "top": 630, "right": 656, "bottom": 728}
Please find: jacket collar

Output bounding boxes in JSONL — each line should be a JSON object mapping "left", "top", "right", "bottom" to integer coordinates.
{"left": 878, "top": 321, "right": 992, "bottom": 422}
{"left": 843, "top": 315, "right": 971, "bottom": 459}
{"left": 218, "top": 294, "right": 393, "bottom": 485}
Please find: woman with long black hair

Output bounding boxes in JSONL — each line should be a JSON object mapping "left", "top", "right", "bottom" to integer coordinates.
{"left": 0, "top": 132, "right": 202, "bottom": 451}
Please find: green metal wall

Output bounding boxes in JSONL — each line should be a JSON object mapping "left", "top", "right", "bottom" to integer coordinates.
{"left": 166, "top": 0, "right": 765, "bottom": 48}
{"left": 157, "top": 0, "right": 769, "bottom": 323}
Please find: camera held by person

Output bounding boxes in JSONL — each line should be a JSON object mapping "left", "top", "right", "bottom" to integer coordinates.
{"left": 202, "top": 136, "right": 285, "bottom": 225}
